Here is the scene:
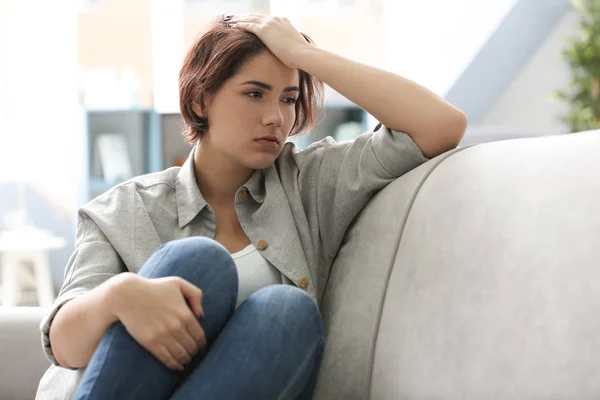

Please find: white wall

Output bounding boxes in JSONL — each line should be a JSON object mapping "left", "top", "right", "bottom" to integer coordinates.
{"left": 482, "top": 11, "right": 577, "bottom": 134}
{"left": 382, "top": 0, "right": 519, "bottom": 95}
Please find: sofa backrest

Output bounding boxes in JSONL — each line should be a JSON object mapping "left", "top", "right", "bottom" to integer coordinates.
{"left": 318, "top": 131, "right": 600, "bottom": 399}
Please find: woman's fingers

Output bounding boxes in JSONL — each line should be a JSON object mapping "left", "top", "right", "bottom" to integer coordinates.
{"left": 176, "top": 278, "right": 204, "bottom": 318}
{"left": 174, "top": 326, "right": 200, "bottom": 358}
{"left": 227, "top": 13, "right": 265, "bottom": 23}
{"left": 166, "top": 336, "right": 193, "bottom": 367}
{"left": 229, "top": 22, "right": 256, "bottom": 32}
{"left": 186, "top": 317, "right": 208, "bottom": 354}
{"left": 117, "top": 276, "right": 209, "bottom": 372}
{"left": 154, "top": 344, "right": 185, "bottom": 371}
{"left": 225, "top": 14, "right": 308, "bottom": 68}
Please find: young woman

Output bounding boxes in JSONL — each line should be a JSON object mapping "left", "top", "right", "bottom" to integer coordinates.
{"left": 36, "top": 14, "right": 467, "bottom": 400}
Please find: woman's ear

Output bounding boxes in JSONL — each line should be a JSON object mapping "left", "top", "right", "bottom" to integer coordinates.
{"left": 193, "top": 92, "right": 214, "bottom": 118}
{"left": 192, "top": 101, "right": 205, "bottom": 118}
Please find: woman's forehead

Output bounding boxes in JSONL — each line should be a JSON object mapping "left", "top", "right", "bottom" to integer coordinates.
{"left": 234, "top": 52, "right": 299, "bottom": 87}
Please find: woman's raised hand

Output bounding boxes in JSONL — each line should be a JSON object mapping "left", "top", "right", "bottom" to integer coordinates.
{"left": 227, "top": 13, "right": 314, "bottom": 68}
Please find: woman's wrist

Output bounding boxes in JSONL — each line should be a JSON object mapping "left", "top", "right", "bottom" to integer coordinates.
{"left": 103, "top": 272, "right": 139, "bottom": 322}
{"left": 292, "top": 45, "right": 321, "bottom": 71}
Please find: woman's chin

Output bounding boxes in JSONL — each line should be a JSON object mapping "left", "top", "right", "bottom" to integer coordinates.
{"left": 244, "top": 155, "right": 279, "bottom": 170}
{"left": 248, "top": 161, "right": 276, "bottom": 170}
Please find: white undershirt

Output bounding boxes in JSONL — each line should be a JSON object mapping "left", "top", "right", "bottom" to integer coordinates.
{"left": 230, "top": 244, "right": 282, "bottom": 308}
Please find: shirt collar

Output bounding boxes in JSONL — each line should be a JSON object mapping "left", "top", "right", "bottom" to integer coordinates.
{"left": 244, "top": 165, "right": 266, "bottom": 204}
{"left": 176, "top": 147, "right": 267, "bottom": 228}
{"left": 176, "top": 148, "right": 207, "bottom": 228}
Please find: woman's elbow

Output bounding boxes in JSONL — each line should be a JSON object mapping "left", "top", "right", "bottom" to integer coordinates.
{"left": 447, "top": 110, "right": 468, "bottom": 145}
{"left": 440, "top": 111, "right": 467, "bottom": 152}
{"left": 418, "top": 112, "right": 467, "bottom": 158}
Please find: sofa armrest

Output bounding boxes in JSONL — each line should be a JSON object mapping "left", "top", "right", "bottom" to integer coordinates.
{"left": 315, "top": 148, "right": 464, "bottom": 400}
{"left": 0, "top": 307, "right": 51, "bottom": 400}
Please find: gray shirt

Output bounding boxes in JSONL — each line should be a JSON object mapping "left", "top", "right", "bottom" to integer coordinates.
{"left": 35, "top": 123, "right": 429, "bottom": 399}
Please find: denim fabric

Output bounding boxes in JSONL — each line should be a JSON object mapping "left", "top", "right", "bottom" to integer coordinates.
{"left": 73, "top": 237, "right": 325, "bottom": 400}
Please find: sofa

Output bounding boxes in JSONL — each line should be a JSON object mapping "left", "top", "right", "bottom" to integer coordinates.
{"left": 1, "top": 129, "right": 599, "bottom": 399}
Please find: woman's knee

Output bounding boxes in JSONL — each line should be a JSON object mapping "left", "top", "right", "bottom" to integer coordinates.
{"left": 139, "top": 237, "right": 237, "bottom": 289}
{"left": 244, "top": 285, "right": 325, "bottom": 344}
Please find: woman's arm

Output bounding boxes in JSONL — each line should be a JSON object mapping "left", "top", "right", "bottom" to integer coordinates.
{"left": 294, "top": 47, "right": 467, "bottom": 158}
{"left": 49, "top": 273, "right": 129, "bottom": 368}
{"left": 228, "top": 14, "right": 467, "bottom": 158}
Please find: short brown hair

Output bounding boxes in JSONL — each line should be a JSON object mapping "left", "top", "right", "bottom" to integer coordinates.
{"left": 179, "top": 18, "right": 324, "bottom": 143}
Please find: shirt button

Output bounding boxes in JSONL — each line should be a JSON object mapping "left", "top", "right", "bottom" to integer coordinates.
{"left": 237, "top": 191, "right": 248, "bottom": 201}
{"left": 298, "top": 277, "right": 309, "bottom": 289}
{"left": 256, "top": 240, "right": 268, "bottom": 250}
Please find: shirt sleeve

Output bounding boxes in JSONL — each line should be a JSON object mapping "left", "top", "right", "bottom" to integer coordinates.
{"left": 39, "top": 209, "right": 127, "bottom": 368}
{"left": 297, "top": 123, "right": 430, "bottom": 258}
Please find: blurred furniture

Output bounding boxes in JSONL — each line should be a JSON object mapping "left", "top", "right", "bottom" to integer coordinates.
{"left": 1, "top": 129, "right": 599, "bottom": 399}
{"left": 84, "top": 109, "right": 163, "bottom": 202}
{"left": 0, "top": 228, "right": 66, "bottom": 307}
{"left": 83, "top": 102, "right": 366, "bottom": 202}
{"left": 0, "top": 307, "right": 51, "bottom": 400}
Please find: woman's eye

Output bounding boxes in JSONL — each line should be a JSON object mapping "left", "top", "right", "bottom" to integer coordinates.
{"left": 247, "top": 91, "right": 263, "bottom": 99}
{"left": 283, "top": 97, "right": 298, "bottom": 105}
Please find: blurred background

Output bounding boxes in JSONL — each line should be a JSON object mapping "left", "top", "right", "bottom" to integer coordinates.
{"left": 1, "top": 0, "right": 598, "bottom": 306}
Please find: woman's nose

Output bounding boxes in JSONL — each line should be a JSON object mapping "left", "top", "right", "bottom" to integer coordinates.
{"left": 262, "top": 102, "right": 283, "bottom": 127}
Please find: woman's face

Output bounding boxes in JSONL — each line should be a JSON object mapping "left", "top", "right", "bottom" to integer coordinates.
{"left": 195, "top": 50, "right": 300, "bottom": 170}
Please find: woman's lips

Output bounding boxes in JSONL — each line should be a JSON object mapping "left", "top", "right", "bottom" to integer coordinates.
{"left": 254, "top": 138, "right": 279, "bottom": 148}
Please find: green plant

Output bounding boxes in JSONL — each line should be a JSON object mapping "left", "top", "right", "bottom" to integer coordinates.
{"left": 555, "top": 0, "right": 600, "bottom": 132}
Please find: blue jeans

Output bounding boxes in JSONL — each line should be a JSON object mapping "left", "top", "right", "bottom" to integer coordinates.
{"left": 73, "top": 237, "right": 325, "bottom": 400}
